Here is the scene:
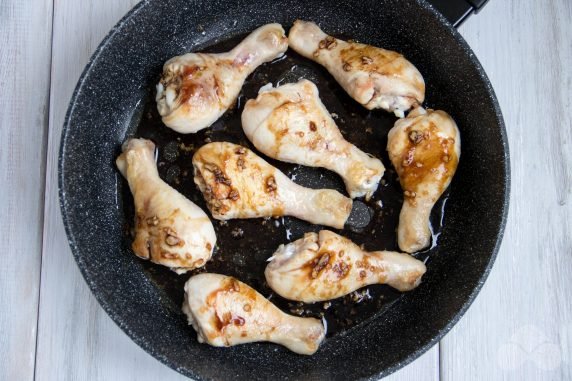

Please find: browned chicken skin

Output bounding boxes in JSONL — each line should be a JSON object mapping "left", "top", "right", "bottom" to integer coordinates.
{"left": 116, "top": 139, "right": 217, "bottom": 273}
{"left": 288, "top": 20, "right": 425, "bottom": 117}
{"left": 265, "top": 230, "right": 426, "bottom": 303}
{"left": 387, "top": 107, "right": 461, "bottom": 253}
{"left": 182, "top": 273, "right": 326, "bottom": 355}
{"left": 192, "top": 142, "right": 353, "bottom": 229}
{"left": 242, "top": 79, "right": 385, "bottom": 200}
{"left": 156, "top": 23, "right": 288, "bottom": 133}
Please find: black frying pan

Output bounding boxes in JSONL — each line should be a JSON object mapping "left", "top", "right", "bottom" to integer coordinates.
{"left": 59, "top": 0, "right": 509, "bottom": 379}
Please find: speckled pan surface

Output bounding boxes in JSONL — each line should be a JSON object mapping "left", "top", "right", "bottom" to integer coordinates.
{"left": 59, "top": 0, "right": 509, "bottom": 380}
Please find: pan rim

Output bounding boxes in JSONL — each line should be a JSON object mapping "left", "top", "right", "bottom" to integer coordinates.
{"left": 58, "top": 0, "right": 510, "bottom": 379}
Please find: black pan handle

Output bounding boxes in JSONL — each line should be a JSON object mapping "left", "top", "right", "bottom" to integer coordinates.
{"left": 426, "top": 0, "right": 490, "bottom": 27}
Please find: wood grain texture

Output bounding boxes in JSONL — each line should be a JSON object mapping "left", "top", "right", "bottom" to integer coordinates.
{"left": 442, "top": 1, "right": 572, "bottom": 380}
{"left": 34, "top": 1, "right": 185, "bottom": 380}
{"left": 26, "top": 0, "right": 572, "bottom": 380}
{"left": 0, "top": 1, "right": 53, "bottom": 380}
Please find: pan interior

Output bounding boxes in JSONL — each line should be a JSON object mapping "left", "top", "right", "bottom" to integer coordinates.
{"left": 60, "top": 0, "right": 508, "bottom": 379}
{"left": 123, "top": 34, "right": 449, "bottom": 338}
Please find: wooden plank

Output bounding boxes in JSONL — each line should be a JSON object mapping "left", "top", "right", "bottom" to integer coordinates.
{"left": 0, "top": 1, "right": 53, "bottom": 380}
{"left": 35, "top": 0, "right": 439, "bottom": 379}
{"left": 442, "top": 0, "right": 572, "bottom": 380}
{"left": 386, "top": 348, "right": 439, "bottom": 381}
{"left": 34, "top": 0, "right": 185, "bottom": 380}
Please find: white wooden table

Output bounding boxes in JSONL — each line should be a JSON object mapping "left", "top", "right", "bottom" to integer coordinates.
{"left": 1, "top": 0, "right": 570, "bottom": 379}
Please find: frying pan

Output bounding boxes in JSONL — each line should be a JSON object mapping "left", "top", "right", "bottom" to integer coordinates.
{"left": 59, "top": 0, "right": 509, "bottom": 379}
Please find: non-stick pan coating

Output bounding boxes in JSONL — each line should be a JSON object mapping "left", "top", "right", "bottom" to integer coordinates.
{"left": 59, "top": 0, "right": 509, "bottom": 379}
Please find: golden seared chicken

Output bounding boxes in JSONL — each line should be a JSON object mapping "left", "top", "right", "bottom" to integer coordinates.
{"left": 288, "top": 20, "right": 425, "bottom": 117}
{"left": 192, "top": 142, "right": 352, "bottom": 229}
{"left": 265, "top": 230, "right": 426, "bottom": 303}
{"left": 387, "top": 107, "right": 460, "bottom": 253}
{"left": 156, "top": 23, "right": 288, "bottom": 133}
{"left": 116, "top": 139, "right": 216, "bottom": 274}
{"left": 182, "top": 273, "right": 326, "bottom": 355}
{"left": 242, "top": 79, "right": 384, "bottom": 200}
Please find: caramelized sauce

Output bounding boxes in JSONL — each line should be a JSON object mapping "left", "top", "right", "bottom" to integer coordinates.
{"left": 399, "top": 120, "right": 458, "bottom": 196}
